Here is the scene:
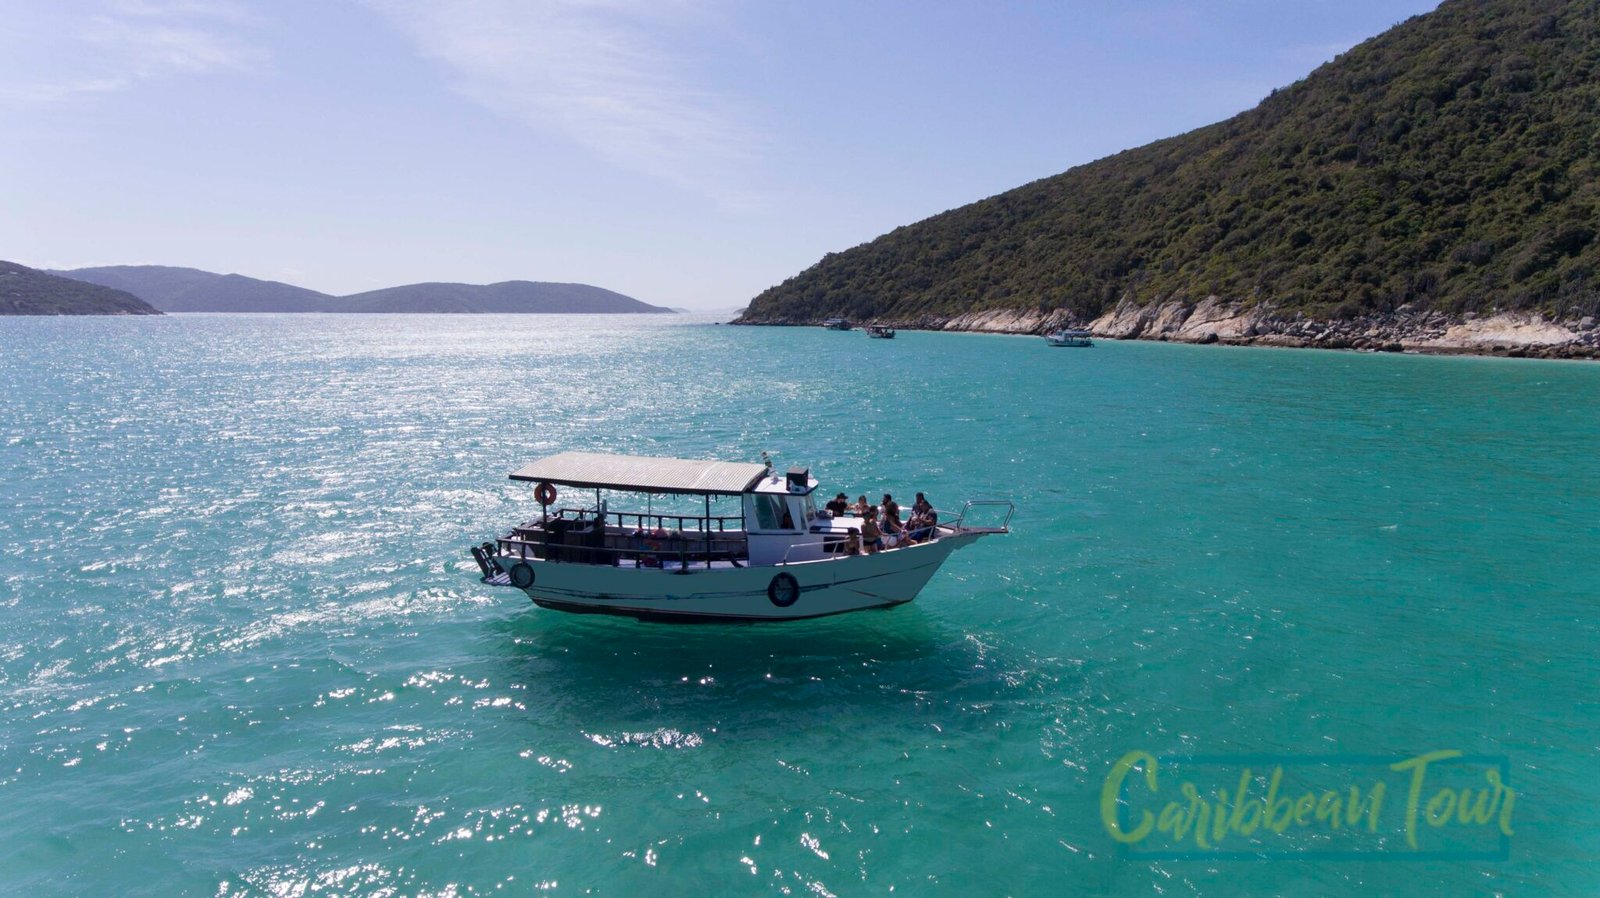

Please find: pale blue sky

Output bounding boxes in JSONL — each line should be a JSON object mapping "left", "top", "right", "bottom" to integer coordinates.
{"left": 3, "top": 1, "right": 1440, "bottom": 309}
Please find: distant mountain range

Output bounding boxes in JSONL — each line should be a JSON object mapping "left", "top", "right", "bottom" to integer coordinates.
{"left": 338, "top": 280, "right": 666, "bottom": 314}
{"left": 56, "top": 265, "right": 329, "bottom": 313}
{"left": 0, "top": 262, "right": 162, "bottom": 315}
{"left": 45, "top": 265, "right": 672, "bottom": 314}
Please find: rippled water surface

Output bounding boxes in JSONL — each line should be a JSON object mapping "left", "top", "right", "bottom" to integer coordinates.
{"left": 2, "top": 314, "right": 1597, "bottom": 895}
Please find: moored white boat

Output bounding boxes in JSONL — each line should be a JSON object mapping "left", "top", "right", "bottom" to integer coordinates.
{"left": 1045, "top": 329, "right": 1093, "bottom": 347}
{"left": 470, "top": 451, "right": 1011, "bottom": 622}
{"left": 866, "top": 324, "right": 896, "bottom": 339}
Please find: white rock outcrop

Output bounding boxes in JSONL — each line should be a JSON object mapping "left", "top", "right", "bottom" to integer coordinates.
{"left": 796, "top": 298, "right": 1598, "bottom": 359}
{"left": 1421, "top": 313, "right": 1577, "bottom": 349}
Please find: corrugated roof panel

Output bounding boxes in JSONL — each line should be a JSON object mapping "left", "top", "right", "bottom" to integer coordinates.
{"left": 508, "top": 451, "right": 768, "bottom": 495}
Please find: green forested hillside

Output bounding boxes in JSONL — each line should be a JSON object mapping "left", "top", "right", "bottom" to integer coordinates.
{"left": 739, "top": 0, "right": 1600, "bottom": 325}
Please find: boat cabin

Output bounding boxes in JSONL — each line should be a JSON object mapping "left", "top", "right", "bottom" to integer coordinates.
{"left": 494, "top": 452, "right": 847, "bottom": 570}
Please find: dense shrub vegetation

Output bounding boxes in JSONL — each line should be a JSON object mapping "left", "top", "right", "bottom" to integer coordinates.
{"left": 741, "top": 0, "right": 1600, "bottom": 324}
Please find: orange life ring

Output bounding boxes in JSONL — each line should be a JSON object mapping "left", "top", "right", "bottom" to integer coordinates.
{"left": 534, "top": 481, "right": 558, "bottom": 506}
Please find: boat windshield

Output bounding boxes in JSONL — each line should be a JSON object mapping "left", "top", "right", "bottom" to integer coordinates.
{"left": 752, "top": 494, "right": 786, "bottom": 530}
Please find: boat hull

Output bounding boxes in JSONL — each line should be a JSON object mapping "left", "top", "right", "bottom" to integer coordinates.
{"left": 500, "top": 532, "right": 986, "bottom": 622}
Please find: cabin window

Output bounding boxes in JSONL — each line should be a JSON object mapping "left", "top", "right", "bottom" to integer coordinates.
{"left": 752, "top": 494, "right": 785, "bottom": 530}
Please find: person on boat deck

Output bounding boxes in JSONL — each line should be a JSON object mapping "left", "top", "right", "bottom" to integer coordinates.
{"left": 844, "top": 528, "right": 862, "bottom": 555}
{"left": 853, "top": 495, "right": 871, "bottom": 517}
{"left": 860, "top": 514, "right": 883, "bottom": 553}
{"left": 826, "top": 492, "right": 850, "bottom": 517}
{"left": 912, "top": 492, "right": 932, "bottom": 517}
{"left": 880, "top": 494, "right": 902, "bottom": 534}
{"left": 905, "top": 506, "right": 937, "bottom": 543}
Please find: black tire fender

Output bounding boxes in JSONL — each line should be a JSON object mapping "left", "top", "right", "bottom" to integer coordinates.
{"left": 767, "top": 572, "right": 800, "bottom": 608}
{"left": 509, "top": 562, "right": 535, "bottom": 589}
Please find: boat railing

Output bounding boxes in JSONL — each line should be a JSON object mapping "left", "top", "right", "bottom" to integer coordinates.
{"left": 498, "top": 507, "right": 748, "bottom": 569}
{"left": 607, "top": 510, "right": 743, "bottom": 533}
{"left": 777, "top": 521, "right": 941, "bottom": 563}
{"left": 777, "top": 535, "right": 844, "bottom": 565}
{"left": 950, "top": 500, "right": 1014, "bottom": 533}
{"left": 539, "top": 506, "right": 743, "bottom": 533}
{"left": 497, "top": 533, "right": 747, "bottom": 571}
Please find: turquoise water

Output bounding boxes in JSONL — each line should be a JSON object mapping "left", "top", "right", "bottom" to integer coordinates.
{"left": 2, "top": 314, "right": 1597, "bottom": 895}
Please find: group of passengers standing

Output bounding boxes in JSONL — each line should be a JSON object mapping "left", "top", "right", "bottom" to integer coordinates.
{"left": 823, "top": 491, "right": 938, "bottom": 555}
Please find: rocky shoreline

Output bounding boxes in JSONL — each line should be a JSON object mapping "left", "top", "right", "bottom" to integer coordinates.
{"left": 739, "top": 298, "right": 1600, "bottom": 360}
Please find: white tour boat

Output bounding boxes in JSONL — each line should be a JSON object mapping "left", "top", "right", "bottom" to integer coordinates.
{"left": 470, "top": 451, "right": 1012, "bottom": 622}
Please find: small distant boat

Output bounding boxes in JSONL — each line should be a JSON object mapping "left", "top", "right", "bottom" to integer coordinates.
{"left": 469, "top": 451, "right": 1012, "bottom": 622}
{"left": 866, "top": 324, "right": 896, "bottom": 339}
{"left": 1045, "top": 329, "right": 1093, "bottom": 347}
{"left": 822, "top": 317, "right": 852, "bottom": 331}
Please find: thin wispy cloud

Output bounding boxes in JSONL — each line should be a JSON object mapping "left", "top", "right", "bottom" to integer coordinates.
{"left": 0, "top": 1, "right": 263, "bottom": 107}
{"left": 0, "top": 77, "right": 132, "bottom": 106}
{"left": 364, "top": 0, "right": 766, "bottom": 209}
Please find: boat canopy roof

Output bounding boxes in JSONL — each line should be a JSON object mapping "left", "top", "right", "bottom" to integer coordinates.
{"left": 508, "top": 451, "right": 770, "bottom": 496}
